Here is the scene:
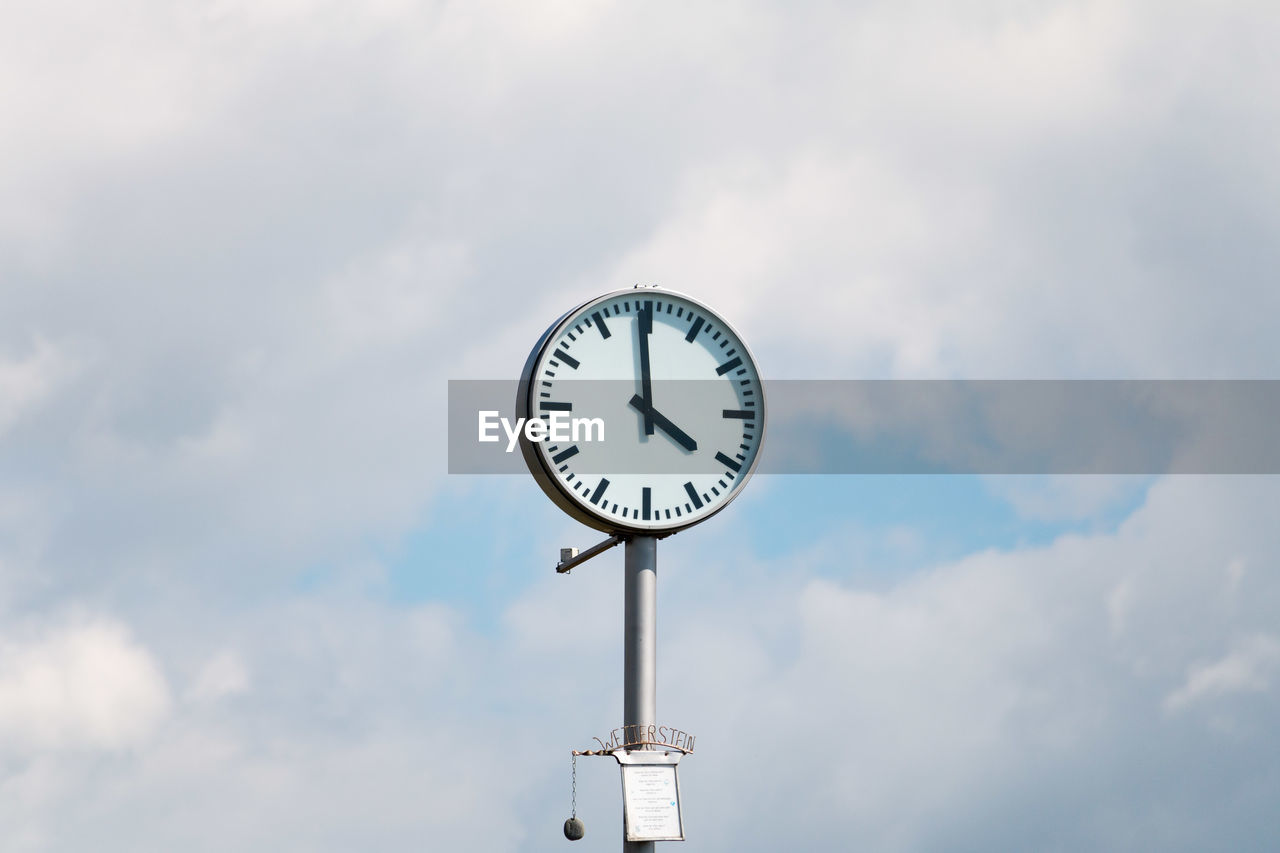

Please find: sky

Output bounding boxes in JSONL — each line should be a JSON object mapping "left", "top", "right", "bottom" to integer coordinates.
{"left": 2, "top": 1, "right": 1279, "bottom": 850}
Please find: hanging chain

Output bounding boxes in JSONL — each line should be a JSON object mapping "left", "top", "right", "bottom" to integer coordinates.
{"left": 570, "top": 753, "right": 578, "bottom": 819}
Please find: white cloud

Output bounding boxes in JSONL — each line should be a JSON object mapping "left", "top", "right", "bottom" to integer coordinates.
{"left": 0, "top": 0, "right": 1277, "bottom": 849}
{"left": 0, "top": 617, "right": 171, "bottom": 753}
{"left": 184, "top": 650, "right": 250, "bottom": 704}
{"left": 982, "top": 475, "right": 1152, "bottom": 522}
{"left": 0, "top": 339, "right": 75, "bottom": 436}
{"left": 651, "top": 476, "right": 1280, "bottom": 850}
{"left": 1164, "top": 634, "right": 1280, "bottom": 713}
{"left": 0, "top": 478, "right": 1274, "bottom": 850}
{"left": 321, "top": 237, "right": 472, "bottom": 353}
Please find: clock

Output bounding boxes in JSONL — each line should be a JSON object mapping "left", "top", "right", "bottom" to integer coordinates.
{"left": 517, "top": 287, "right": 765, "bottom": 535}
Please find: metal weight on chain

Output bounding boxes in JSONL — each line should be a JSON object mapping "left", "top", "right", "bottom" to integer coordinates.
{"left": 563, "top": 753, "right": 585, "bottom": 840}
{"left": 563, "top": 817, "right": 585, "bottom": 841}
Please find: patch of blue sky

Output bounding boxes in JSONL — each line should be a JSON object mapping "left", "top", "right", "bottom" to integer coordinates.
{"left": 367, "top": 472, "right": 1153, "bottom": 625}
{"left": 732, "top": 474, "right": 1153, "bottom": 574}
{"left": 374, "top": 476, "right": 585, "bottom": 625}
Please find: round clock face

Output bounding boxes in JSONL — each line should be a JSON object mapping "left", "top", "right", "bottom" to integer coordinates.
{"left": 518, "top": 288, "right": 765, "bottom": 535}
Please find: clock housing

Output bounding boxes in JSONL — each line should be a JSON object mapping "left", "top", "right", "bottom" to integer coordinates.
{"left": 517, "top": 288, "right": 765, "bottom": 535}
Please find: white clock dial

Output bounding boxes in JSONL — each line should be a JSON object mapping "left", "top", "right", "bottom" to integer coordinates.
{"left": 518, "top": 288, "right": 765, "bottom": 535}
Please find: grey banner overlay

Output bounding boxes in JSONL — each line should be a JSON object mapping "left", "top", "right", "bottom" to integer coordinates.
{"left": 449, "top": 380, "right": 1280, "bottom": 474}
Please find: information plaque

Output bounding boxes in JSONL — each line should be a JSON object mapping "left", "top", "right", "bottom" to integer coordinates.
{"left": 621, "top": 763, "right": 684, "bottom": 842}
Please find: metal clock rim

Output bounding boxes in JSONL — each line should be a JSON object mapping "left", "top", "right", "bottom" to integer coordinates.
{"left": 516, "top": 286, "right": 767, "bottom": 536}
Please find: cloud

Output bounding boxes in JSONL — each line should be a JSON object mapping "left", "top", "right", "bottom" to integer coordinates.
{"left": 1, "top": 0, "right": 1275, "bottom": 605}
{"left": 0, "top": 478, "right": 1274, "bottom": 850}
{"left": 0, "top": 338, "right": 76, "bottom": 437}
{"left": 0, "top": 616, "right": 171, "bottom": 753}
{"left": 651, "top": 476, "right": 1280, "bottom": 851}
{"left": 982, "top": 474, "right": 1152, "bottom": 521}
{"left": 1164, "top": 634, "right": 1280, "bottom": 713}
{"left": 0, "top": 0, "right": 1277, "bottom": 850}
{"left": 184, "top": 650, "right": 251, "bottom": 704}
{"left": 321, "top": 238, "right": 472, "bottom": 353}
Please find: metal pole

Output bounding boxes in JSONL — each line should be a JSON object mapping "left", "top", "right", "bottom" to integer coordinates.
{"left": 623, "top": 535, "right": 657, "bottom": 853}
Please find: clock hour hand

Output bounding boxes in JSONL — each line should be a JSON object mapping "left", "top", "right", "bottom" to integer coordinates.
{"left": 628, "top": 394, "right": 698, "bottom": 452}
{"left": 638, "top": 301, "right": 654, "bottom": 436}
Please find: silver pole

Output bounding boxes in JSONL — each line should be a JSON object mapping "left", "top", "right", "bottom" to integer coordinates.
{"left": 623, "top": 535, "right": 657, "bottom": 853}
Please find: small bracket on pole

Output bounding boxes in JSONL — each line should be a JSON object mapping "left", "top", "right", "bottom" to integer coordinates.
{"left": 556, "top": 534, "right": 626, "bottom": 574}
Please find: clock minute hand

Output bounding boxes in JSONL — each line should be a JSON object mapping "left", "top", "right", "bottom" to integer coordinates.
{"left": 638, "top": 301, "right": 654, "bottom": 436}
{"left": 628, "top": 394, "right": 698, "bottom": 452}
